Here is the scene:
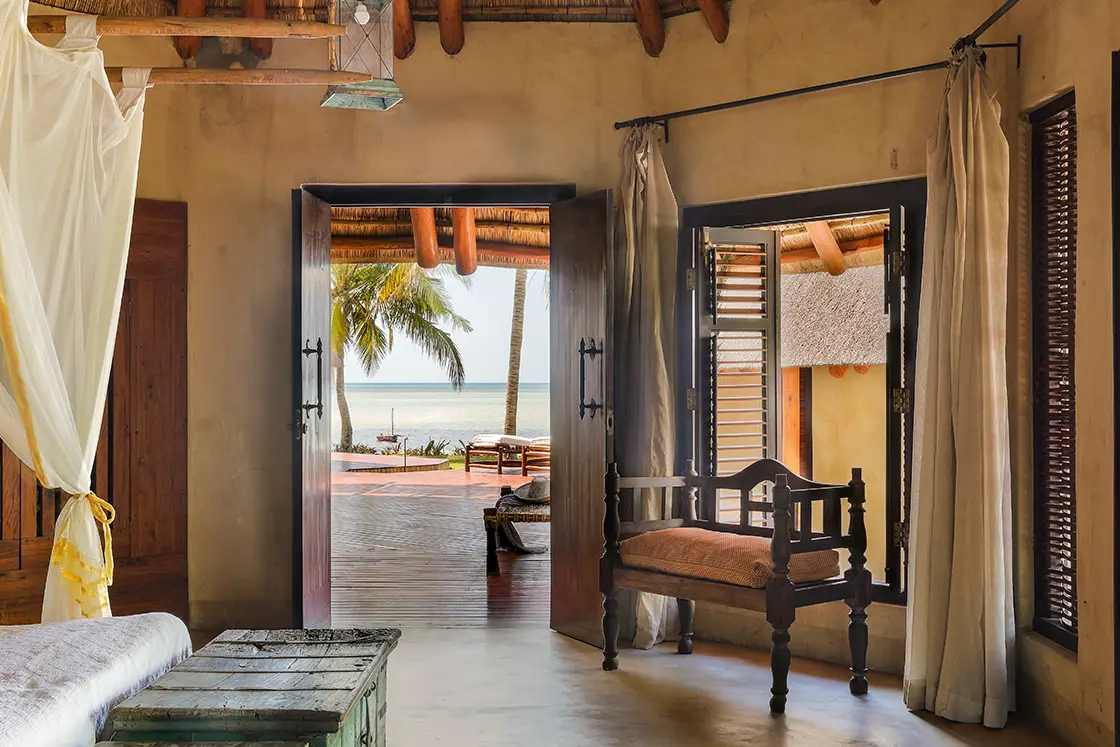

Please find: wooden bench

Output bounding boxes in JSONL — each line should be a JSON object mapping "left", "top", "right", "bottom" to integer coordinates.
{"left": 483, "top": 485, "right": 550, "bottom": 575}
{"left": 600, "top": 458, "right": 871, "bottom": 715}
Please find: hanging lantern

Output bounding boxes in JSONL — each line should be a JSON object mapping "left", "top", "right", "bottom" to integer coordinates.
{"left": 321, "top": 0, "right": 403, "bottom": 110}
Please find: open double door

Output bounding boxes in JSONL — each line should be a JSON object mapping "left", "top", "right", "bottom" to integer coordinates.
{"left": 292, "top": 188, "right": 615, "bottom": 641}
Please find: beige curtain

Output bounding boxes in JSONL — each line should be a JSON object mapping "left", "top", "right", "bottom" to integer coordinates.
{"left": 616, "top": 125, "right": 679, "bottom": 648}
{"left": 903, "top": 48, "right": 1015, "bottom": 728}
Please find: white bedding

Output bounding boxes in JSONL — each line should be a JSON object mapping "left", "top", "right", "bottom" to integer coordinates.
{"left": 0, "top": 613, "right": 191, "bottom": 747}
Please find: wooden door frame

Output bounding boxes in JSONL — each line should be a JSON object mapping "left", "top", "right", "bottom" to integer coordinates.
{"left": 678, "top": 178, "right": 927, "bottom": 606}
{"left": 291, "top": 182, "right": 575, "bottom": 626}
{"left": 1111, "top": 48, "right": 1119, "bottom": 747}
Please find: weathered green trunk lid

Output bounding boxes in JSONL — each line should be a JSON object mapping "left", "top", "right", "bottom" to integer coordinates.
{"left": 108, "top": 629, "right": 400, "bottom": 747}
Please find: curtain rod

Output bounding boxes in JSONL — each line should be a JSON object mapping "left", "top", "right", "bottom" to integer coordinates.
{"left": 613, "top": 0, "right": 1025, "bottom": 131}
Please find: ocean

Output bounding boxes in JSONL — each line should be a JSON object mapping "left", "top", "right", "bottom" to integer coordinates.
{"left": 331, "top": 382, "right": 550, "bottom": 451}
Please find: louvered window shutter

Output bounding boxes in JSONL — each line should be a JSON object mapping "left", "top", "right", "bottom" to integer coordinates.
{"left": 1030, "top": 92, "right": 1078, "bottom": 651}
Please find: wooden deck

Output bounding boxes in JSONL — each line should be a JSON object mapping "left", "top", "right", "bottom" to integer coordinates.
{"left": 331, "top": 468, "right": 550, "bottom": 628}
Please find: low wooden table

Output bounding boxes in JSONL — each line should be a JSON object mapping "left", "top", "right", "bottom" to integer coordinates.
{"left": 108, "top": 629, "right": 400, "bottom": 747}
{"left": 483, "top": 486, "right": 550, "bottom": 576}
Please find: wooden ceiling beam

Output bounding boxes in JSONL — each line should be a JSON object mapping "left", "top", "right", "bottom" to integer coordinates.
{"left": 631, "top": 0, "right": 664, "bottom": 56}
{"left": 27, "top": 16, "right": 347, "bottom": 37}
{"left": 694, "top": 0, "right": 728, "bottom": 43}
{"left": 437, "top": 0, "right": 464, "bottom": 54}
{"left": 393, "top": 0, "right": 416, "bottom": 59}
{"left": 410, "top": 208, "right": 440, "bottom": 268}
{"left": 452, "top": 208, "right": 478, "bottom": 276}
{"left": 104, "top": 67, "right": 370, "bottom": 85}
{"left": 331, "top": 218, "right": 550, "bottom": 237}
{"left": 804, "top": 221, "right": 847, "bottom": 275}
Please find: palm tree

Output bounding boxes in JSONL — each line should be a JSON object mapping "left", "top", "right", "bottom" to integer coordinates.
{"left": 503, "top": 268, "right": 528, "bottom": 434}
{"left": 332, "top": 263, "right": 471, "bottom": 452}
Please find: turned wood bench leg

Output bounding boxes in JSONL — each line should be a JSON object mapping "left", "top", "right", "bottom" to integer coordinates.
{"left": 483, "top": 508, "right": 500, "bottom": 576}
{"left": 770, "top": 626, "right": 792, "bottom": 714}
{"left": 677, "top": 598, "right": 694, "bottom": 654}
{"left": 846, "top": 466, "right": 871, "bottom": 696}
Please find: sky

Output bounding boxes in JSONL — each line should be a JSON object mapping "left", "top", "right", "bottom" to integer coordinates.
{"left": 343, "top": 266, "right": 550, "bottom": 384}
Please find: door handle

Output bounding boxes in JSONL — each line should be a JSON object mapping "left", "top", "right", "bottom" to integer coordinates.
{"left": 302, "top": 337, "right": 324, "bottom": 421}
{"left": 578, "top": 337, "right": 603, "bottom": 420}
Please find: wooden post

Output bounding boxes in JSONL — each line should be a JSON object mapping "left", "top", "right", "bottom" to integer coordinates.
{"left": 632, "top": 0, "right": 664, "bottom": 56}
{"left": 437, "top": 0, "right": 464, "bottom": 54}
{"left": 410, "top": 208, "right": 440, "bottom": 269}
{"left": 601, "top": 462, "right": 622, "bottom": 671}
{"left": 845, "top": 467, "right": 871, "bottom": 696}
{"left": 26, "top": 16, "right": 347, "bottom": 37}
{"left": 452, "top": 208, "right": 478, "bottom": 276}
{"left": 694, "top": 0, "right": 729, "bottom": 42}
{"left": 766, "top": 473, "right": 796, "bottom": 715}
{"left": 173, "top": 0, "right": 206, "bottom": 60}
{"left": 393, "top": 0, "right": 416, "bottom": 59}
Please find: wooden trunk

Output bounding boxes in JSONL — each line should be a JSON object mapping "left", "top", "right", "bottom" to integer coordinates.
{"left": 108, "top": 629, "right": 401, "bottom": 747}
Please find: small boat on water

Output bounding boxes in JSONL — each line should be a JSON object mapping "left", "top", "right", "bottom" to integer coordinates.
{"left": 376, "top": 409, "right": 398, "bottom": 443}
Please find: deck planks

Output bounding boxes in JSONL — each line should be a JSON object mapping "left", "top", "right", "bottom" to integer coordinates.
{"left": 331, "top": 471, "right": 550, "bottom": 629}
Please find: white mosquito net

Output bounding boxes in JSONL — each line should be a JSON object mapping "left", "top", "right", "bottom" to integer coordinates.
{"left": 0, "top": 3, "right": 151, "bottom": 621}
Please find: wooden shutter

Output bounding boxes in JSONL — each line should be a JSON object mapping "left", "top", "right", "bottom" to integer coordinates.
{"left": 699, "top": 228, "right": 780, "bottom": 524}
{"left": 1030, "top": 92, "right": 1078, "bottom": 650}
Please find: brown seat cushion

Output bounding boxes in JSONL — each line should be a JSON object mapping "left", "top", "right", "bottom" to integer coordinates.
{"left": 619, "top": 527, "right": 841, "bottom": 589}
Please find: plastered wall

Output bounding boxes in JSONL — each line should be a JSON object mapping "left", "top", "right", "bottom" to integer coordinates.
{"left": 82, "top": 0, "right": 1112, "bottom": 742}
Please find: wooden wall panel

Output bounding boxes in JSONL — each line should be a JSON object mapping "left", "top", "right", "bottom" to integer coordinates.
{"left": 0, "top": 199, "right": 188, "bottom": 625}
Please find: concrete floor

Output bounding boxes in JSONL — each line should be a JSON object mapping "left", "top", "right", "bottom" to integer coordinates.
{"left": 388, "top": 628, "right": 1062, "bottom": 747}
{"left": 331, "top": 468, "right": 1063, "bottom": 747}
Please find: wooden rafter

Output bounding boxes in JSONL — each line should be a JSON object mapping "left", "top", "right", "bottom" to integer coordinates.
{"left": 437, "top": 0, "right": 464, "bottom": 54}
{"left": 804, "top": 221, "right": 847, "bottom": 276}
{"left": 410, "top": 208, "right": 440, "bottom": 268}
{"left": 393, "top": 0, "right": 416, "bottom": 59}
{"left": 104, "top": 67, "right": 369, "bottom": 84}
{"left": 631, "top": 0, "right": 664, "bottom": 56}
{"left": 173, "top": 0, "right": 205, "bottom": 60}
{"left": 26, "top": 16, "right": 347, "bottom": 37}
{"left": 452, "top": 208, "right": 478, "bottom": 276}
{"left": 694, "top": 0, "right": 728, "bottom": 43}
{"left": 244, "top": 0, "right": 273, "bottom": 60}
{"left": 331, "top": 218, "right": 549, "bottom": 238}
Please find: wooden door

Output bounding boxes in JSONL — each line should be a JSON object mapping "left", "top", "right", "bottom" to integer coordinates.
{"left": 292, "top": 189, "right": 332, "bottom": 628}
{"left": 0, "top": 198, "right": 189, "bottom": 623}
{"left": 549, "top": 190, "right": 613, "bottom": 646}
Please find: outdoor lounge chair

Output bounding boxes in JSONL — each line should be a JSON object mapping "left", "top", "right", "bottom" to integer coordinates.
{"left": 465, "top": 434, "right": 530, "bottom": 473}
{"left": 522, "top": 437, "right": 551, "bottom": 475}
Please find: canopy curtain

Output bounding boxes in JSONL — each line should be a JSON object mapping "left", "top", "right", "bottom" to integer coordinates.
{"left": 903, "top": 47, "right": 1015, "bottom": 728}
{"left": 616, "top": 125, "right": 679, "bottom": 648}
{"left": 0, "top": 4, "right": 150, "bottom": 621}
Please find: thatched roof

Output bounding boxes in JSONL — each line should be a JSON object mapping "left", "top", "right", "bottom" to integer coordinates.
{"left": 776, "top": 215, "right": 887, "bottom": 275}
{"left": 331, "top": 206, "right": 550, "bottom": 271}
{"left": 781, "top": 265, "right": 887, "bottom": 368}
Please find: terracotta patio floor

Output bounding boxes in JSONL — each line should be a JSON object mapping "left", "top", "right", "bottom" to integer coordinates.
{"left": 331, "top": 465, "right": 551, "bottom": 629}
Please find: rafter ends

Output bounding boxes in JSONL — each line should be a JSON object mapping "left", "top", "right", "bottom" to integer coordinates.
{"left": 695, "top": 0, "right": 728, "bottom": 43}
{"left": 437, "top": 0, "right": 464, "bottom": 55}
{"left": 631, "top": 0, "right": 664, "bottom": 56}
{"left": 173, "top": 0, "right": 206, "bottom": 60}
{"left": 452, "top": 208, "right": 478, "bottom": 276}
{"left": 410, "top": 208, "right": 441, "bottom": 269}
{"left": 244, "top": 0, "right": 273, "bottom": 60}
{"left": 393, "top": 0, "right": 416, "bottom": 59}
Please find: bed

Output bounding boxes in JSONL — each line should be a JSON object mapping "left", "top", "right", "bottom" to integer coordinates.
{"left": 0, "top": 612, "right": 192, "bottom": 747}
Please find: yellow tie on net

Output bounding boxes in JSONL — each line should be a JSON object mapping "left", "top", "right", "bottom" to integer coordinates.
{"left": 84, "top": 493, "right": 115, "bottom": 586}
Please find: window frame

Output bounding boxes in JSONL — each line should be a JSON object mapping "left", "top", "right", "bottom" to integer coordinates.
{"left": 1028, "top": 90, "right": 1079, "bottom": 653}
{"left": 678, "top": 179, "right": 927, "bottom": 606}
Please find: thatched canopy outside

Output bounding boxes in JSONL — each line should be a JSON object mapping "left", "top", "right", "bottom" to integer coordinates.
{"left": 331, "top": 206, "right": 550, "bottom": 270}
{"left": 775, "top": 215, "right": 887, "bottom": 275}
